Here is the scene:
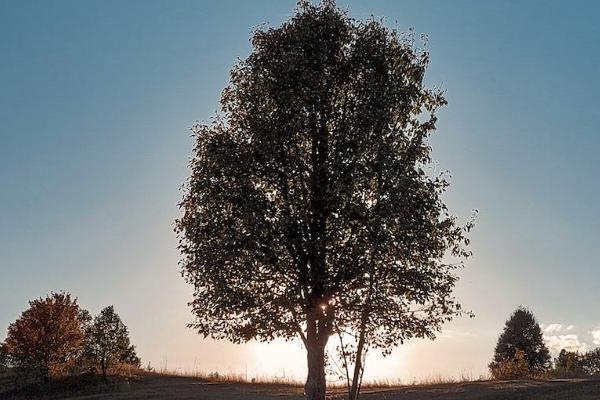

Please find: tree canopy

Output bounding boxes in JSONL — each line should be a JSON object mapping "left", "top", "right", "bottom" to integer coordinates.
{"left": 176, "top": 2, "right": 472, "bottom": 399}
{"left": 554, "top": 348, "right": 600, "bottom": 377}
{"left": 3, "top": 292, "right": 86, "bottom": 382}
{"left": 2, "top": 294, "right": 141, "bottom": 384}
{"left": 83, "top": 306, "right": 140, "bottom": 377}
{"left": 490, "top": 307, "right": 551, "bottom": 374}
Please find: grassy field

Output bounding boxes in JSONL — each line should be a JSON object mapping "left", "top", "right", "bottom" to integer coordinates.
{"left": 4, "top": 372, "right": 600, "bottom": 400}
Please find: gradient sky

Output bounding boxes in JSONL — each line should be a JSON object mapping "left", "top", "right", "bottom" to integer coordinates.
{"left": 2, "top": 0, "right": 600, "bottom": 382}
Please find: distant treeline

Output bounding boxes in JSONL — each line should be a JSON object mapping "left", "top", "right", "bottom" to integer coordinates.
{"left": 490, "top": 307, "right": 600, "bottom": 379}
{"left": 0, "top": 292, "right": 140, "bottom": 384}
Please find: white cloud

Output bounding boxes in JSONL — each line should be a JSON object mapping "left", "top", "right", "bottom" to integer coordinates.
{"left": 544, "top": 334, "right": 587, "bottom": 354}
{"left": 544, "top": 323, "right": 563, "bottom": 334}
{"left": 591, "top": 329, "right": 600, "bottom": 345}
{"left": 566, "top": 325, "right": 575, "bottom": 331}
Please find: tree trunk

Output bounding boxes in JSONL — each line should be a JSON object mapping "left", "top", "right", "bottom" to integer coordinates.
{"left": 349, "top": 274, "right": 374, "bottom": 400}
{"left": 348, "top": 329, "right": 366, "bottom": 400}
{"left": 305, "top": 335, "right": 327, "bottom": 400}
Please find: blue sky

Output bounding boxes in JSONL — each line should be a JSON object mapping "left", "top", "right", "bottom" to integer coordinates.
{"left": 2, "top": 0, "right": 600, "bottom": 380}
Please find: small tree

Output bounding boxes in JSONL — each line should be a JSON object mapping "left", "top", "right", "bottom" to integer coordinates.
{"left": 176, "top": 1, "right": 473, "bottom": 399}
{"left": 555, "top": 349, "right": 570, "bottom": 370}
{"left": 489, "top": 307, "right": 550, "bottom": 376}
{"left": 83, "top": 306, "right": 139, "bottom": 377}
{"left": 583, "top": 348, "right": 600, "bottom": 376}
{"left": 3, "top": 292, "right": 86, "bottom": 382}
{"left": 550, "top": 348, "right": 600, "bottom": 378}
{"left": 553, "top": 349, "right": 586, "bottom": 377}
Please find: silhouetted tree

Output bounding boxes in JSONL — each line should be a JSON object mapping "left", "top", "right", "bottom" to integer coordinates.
{"left": 4, "top": 292, "right": 86, "bottom": 382}
{"left": 553, "top": 349, "right": 585, "bottom": 377}
{"left": 176, "top": 2, "right": 472, "bottom": 399}
{"left": 583, "top": 348, "right": 600, "bottom": 376}
{"left": 551, "top": 348, "right": 600, "bottom": 377}
{"left": 490, "top": 307, "right": 550, "bottom": 375}
{"left": 0, "top": 342, "right": 9, "bottom": 371}
{"left": 83, "top": 306, "right": 139, "bottom": 377}
{"left": 555, "top": 349, "right": 569, "bottom": 369}
{"left": 119, "top": 345, "right": 141, "bottom": 368}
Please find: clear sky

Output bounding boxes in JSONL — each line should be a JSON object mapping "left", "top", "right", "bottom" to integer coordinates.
{"left": 2, "top": 0, "right": 600, "bottom": 382}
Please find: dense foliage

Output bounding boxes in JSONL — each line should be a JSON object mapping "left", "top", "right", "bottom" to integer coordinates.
{"left": 490, "top": 349, "right": 529, "bottom": 380}
{"left": 3, "top": 293, "right": 86, "bottom": 382}
{"left": 2, "top": 294, "right": 140, "bottom": 383}
{"left": 83, "top": 306, "right": 140, "bottom": 377}
{"left": 0, "top": 342, "right": 9, "bottom": 371}
{"left": 553, "top": 348, "right": 600, "bottom": 377}
{"left": 490, "top": 307, "right": 551, "bottom": 377}
{"left": 176, "top": 1, "right": 472, "bottom": 399}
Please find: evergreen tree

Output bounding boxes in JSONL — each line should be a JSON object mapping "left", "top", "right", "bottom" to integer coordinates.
{"left": 490, "top": 307, "right": 550, "bottom": 374}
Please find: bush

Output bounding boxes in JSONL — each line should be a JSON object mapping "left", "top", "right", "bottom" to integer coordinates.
{"left": 552, "top": 349, "right": 586, "bottom": 378}
{"left": 582, "top": 348, "right": 600, "bottom": 376}
{"left": 551, "top": 348, "right": 600, "bottom": 378}
{"left": 490, "top": 350, "right": 530, "bottom": 379}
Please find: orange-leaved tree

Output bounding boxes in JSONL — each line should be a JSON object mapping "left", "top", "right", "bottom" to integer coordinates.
{"left": 4, "top": 292, "right": 86, "bottom": 382}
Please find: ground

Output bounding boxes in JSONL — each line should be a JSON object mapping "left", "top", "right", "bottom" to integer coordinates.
{"left": 14, "top": 374, "right": 598, "bottom": 400}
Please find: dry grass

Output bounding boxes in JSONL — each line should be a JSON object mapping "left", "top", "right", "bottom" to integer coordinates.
{"left": 5, "top": 368, "right": 600, "bottom": 400}
{"left": 0, "top": 364, "right": 491, "bottom": 400}
{"left": 409, "top": 371, "right": 490, "bottom": 386}
{"left": 151, "top": 367, "right": 303, "bottom": 386}
{"left": 150, "top": 367, "right": 488, "bottom": 389}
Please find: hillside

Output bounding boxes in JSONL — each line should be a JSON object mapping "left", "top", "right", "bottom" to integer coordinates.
{"left": 5, "top": 373, "right": 598, "bottom": 400}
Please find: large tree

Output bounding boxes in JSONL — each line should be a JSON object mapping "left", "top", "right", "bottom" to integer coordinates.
{"left": 490, "top": 307, "right": 551, "bottom": 375}
{"left": 83, "top": 306, "right": 140, "bottom": 377}
{"left": 3, "top": 292, "right": 86, "bottom": 382}
{"left": 176, "top": 2, "right": 472, "bottom": 399}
